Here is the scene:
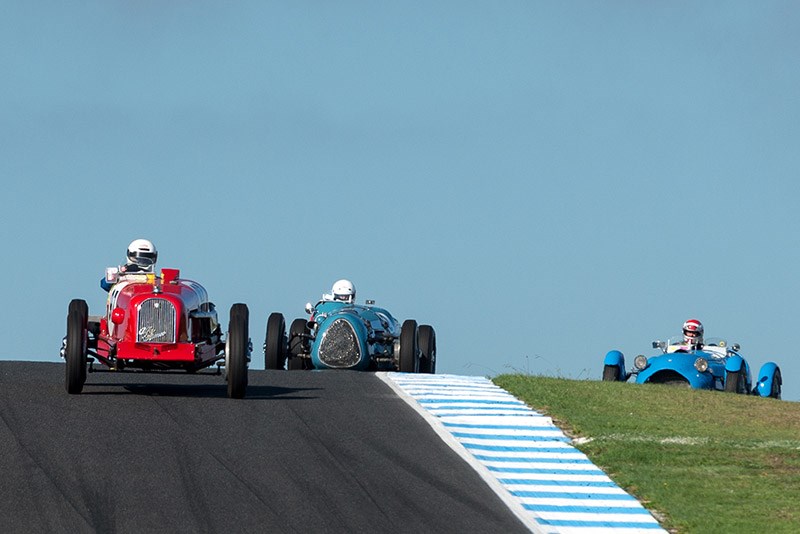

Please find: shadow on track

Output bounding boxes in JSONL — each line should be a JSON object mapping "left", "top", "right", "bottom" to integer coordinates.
{"left": 79, "top": 382, "right": 320, "bottom": 399}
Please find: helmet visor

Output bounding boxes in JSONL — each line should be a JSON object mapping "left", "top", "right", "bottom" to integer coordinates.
{"left": 132, "top": 251, "right": 157, "bottom": 266}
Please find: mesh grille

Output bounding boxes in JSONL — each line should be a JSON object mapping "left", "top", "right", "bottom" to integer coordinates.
{"left": 137, "top": 298, "right": 176, "bottom": 343}
{"left": 318, "top": 319, "right": 361, "bottom": 367}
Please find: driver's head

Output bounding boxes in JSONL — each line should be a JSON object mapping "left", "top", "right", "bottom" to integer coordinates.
{"left": 126, "top": 239, "right": 158, "bottom": 271}
{"left": 331, "top": 279, "right": 355, "bottom": 303}
{"left": 683, "top": 318, "right": 704, "bottom": 345}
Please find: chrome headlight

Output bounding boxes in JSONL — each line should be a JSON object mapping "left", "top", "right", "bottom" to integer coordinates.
{"left": 694, "top": 357, "right": 709, "bottom": 372}
{"left": 633, "top": 355, "right": 648, "bottom": 370}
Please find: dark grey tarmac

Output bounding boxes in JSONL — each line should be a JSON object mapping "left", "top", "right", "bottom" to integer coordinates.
{"left": 0, "top": 361, "right": 529, "bottom": 533}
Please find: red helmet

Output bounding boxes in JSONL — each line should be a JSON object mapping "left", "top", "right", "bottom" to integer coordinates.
{"left": 683, "top": 319, "right": 704, "bottom": 345}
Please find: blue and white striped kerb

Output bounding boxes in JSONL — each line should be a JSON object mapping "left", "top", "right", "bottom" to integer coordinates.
{"left": 380, "top": 373, "right": 666, "bottom": 534}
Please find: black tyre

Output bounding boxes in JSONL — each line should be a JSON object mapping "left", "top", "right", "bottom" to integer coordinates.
{"left": 399, "top": 319, "right": 419, "bottom": 373}
{"left": 602, "top": 364, "right": 621, "bottom": 382}
{"left": 264, "top": 312, "right": 287, "bottom": 370}
{"left": 287, "top": 318, "right": 309, "bottom": 370}
{"left": 227, "top": 303, "right": 249, "bottom": 399}
{"left": 65, "top": 299, "right": 89, "bottom": 394}
{"left": 770, "top": 368, "right": 782, "bottom": 399}
{"left": 287, "top": 356, "right": 305, "bottom": 370}
{"left": 418, "top": 324, "right": 436, "bottom": 374}
{"left": 724, "top": 363, "right": 747, "bottom": 394}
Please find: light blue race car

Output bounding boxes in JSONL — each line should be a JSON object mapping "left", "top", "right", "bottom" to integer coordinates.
{"left": 602, "top": 336, "right": 782, "bottom": 399}
{"left": 264, "top": 299, "right": 435, "bottom": 373}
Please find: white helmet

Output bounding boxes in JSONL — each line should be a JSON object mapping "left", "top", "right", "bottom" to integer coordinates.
{"left": 331, "top": 279, "right": 356, "bottom": 303}
{"left": 126, "top": 239, "right": 158, "bottom": 270}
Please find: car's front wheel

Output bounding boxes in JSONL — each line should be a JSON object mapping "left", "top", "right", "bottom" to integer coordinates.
{"left": 724, "top": 362, "right": 747, "bottom": 394}
{"left": 65, "top": 299, "right": 89, "bottom": 394}
{"left": 602, "top": 364, "right": 621, "bottom": 382}
{"left": 227, "top": 303, "right": 249, "bottom": 399}
{"left": 264, "top": 312, "right": 287, "bottom": 370}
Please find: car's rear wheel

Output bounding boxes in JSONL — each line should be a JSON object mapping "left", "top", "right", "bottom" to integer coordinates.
{"left": 264, "top": 312, "right": 287, "bottom": 370}
{"left": 65, "top": 299, "right": 89, "bottom": 394}
{"left": 724, "top": 363, "right": 747, "bottom": 394}
{"left": 399, "top": 319, "right": 418, "bottom": 373}
{"left": 418, "top": 325, "right": 436, "bottom": 374}
{"left": 287, "top": 318, "right": 309, "bottom": 370}
{"left": 602, "top": 364, "right": 621, "bottom": 382}
{"left": 227, "top": 303, "right": 249, "bottom": 399}
{"left": 770, "top": 368, "right": 782, "bottom": 399}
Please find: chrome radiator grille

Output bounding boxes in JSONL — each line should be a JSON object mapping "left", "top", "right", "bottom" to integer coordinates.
{"left": 137, "top": 298, "right": 176, "bottom": 343}
{"left": 318, "top": 318, "right": 361, "bottom": 368}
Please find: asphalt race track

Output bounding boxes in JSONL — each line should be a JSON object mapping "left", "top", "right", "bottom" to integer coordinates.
{"left": 0, "top": 362, "right": 529, "bottom": 534}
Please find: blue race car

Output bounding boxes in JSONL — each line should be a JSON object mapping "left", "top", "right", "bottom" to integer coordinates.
{"left": 263, "top": 299, "right": 435, "bottom": 373}
{"left": 602, "top": 336, "right": 782, "bottom": 398}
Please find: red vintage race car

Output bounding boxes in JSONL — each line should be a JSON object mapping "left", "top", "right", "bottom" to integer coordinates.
{"left": 63, "top": 268, "right": 251, "bottom": 398}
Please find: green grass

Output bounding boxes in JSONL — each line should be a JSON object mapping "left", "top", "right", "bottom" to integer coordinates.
{"left": 493, "top": 374, "right": 800, "bottom": 533}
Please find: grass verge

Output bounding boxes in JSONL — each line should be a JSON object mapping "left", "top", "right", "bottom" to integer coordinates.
{"left": 493, "top": 374, "right": 800, "bottom": 533}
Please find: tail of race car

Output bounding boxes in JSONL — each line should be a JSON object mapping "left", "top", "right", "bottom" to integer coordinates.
{"left": 753, "top": 362, "right": 782, "bottom": 399}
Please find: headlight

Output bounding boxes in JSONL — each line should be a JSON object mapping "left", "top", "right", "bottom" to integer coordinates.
{"left": 694, "top": 357, "right": 709, "bottom": 372}
{"left": 634, "top": 355, "right": 648, "bottom": 370}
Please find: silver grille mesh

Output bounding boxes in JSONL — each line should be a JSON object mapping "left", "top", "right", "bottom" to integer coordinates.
{"left": 137, "top": 298, "right": 176, "bottom": 343}
{"left": 318, "top": 319, "right": 361, "bottom": 367}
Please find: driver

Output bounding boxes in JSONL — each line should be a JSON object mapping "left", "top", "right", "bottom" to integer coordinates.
{"left": 682, "top": 318, "right": 704, "bottom": 349}
{"left": 322, "top": 279, "right": 356, "bottom": 303}
{"left": 101, "top": 239, "right": 158, "bottom": 291}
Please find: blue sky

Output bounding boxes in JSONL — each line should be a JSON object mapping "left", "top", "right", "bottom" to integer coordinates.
{"left": 2, "top": 2, "right": 799, "bottom": 400}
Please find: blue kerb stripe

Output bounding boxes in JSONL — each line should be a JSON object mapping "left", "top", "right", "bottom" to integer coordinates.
{"left": 417, "top": 398, "right": 523, "bottom": 405}
{"left": 478, "top": 460, "right": 596, "bottom": 468}
{"left": 438, "top": 413, "right": 541, "bottom": 417}
{"left": 452, "top": 432, "right": 569, "bottom": 442}
{"left": 538, "top": 519, "right": 663, "bottom": 529}
{"left": 512, "top": 491, "right": 635, "bottom": 501}
{"left": 414, "top": 391, "right": 511, "bottom": 394}
{"left": 489, "top": 466, "right": 605, "bottom": 475}
{"left": 394, "top": 379, "right": 494, "bottom": 384}
{"left": 394, "top": 385, "right": 498, "bottom": 391}
{"left": 473, "top": 455, "right": 592, "bottom": 463}
{"left": 429, "top": 404, "right": 530, "bottom": 409}
{"left": 523, "top": 504, "right": 651, "bottom": 514}
{"left": 433, "top": 411, "right": 534, "bottom": 415}
{"left": 463, "top": 443, "right": 576, "bottom": 453}
{"left": 498, "top": 479, "right": 617, "bottom": 487}
{"left": 410, "top": 391, "right": 510, "bottom": 395}
{"left": 442, "top": 422, "right": 549, "bottom": 430}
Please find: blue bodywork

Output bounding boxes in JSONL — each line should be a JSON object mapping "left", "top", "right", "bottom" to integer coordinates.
{"left": 754, "top": 361, "right": 781, "bottom": 398}
{"left": 308, "top": 301, "right": 401, "bottom": 371}
{"left": 603, "top": 336, "right": 782, "bottom": 399}
{"left": 264, "top": 298, "right": 434, "bottom": 372}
